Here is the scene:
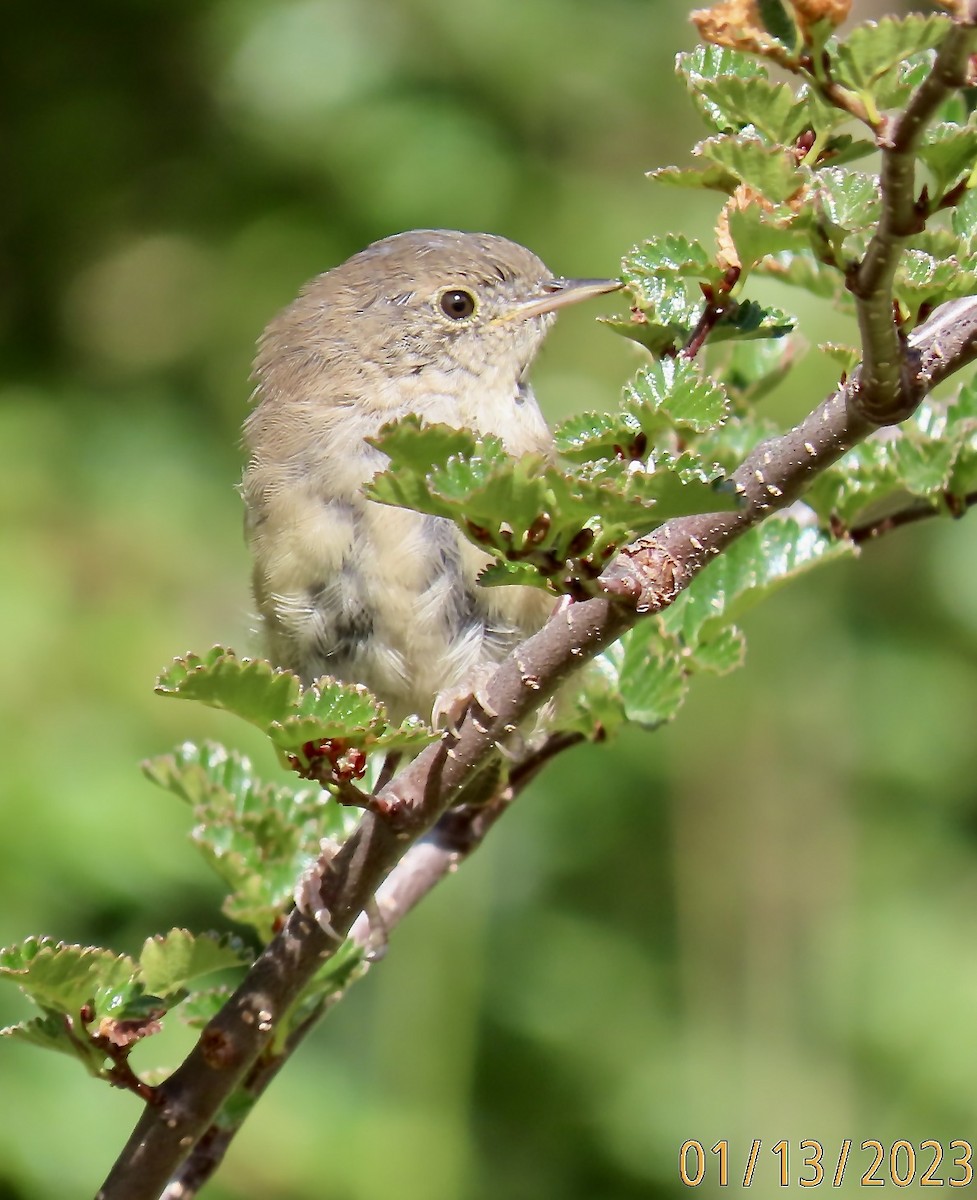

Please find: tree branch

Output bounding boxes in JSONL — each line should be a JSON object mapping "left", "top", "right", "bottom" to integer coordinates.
{"left": 154, "top": 729, "right": 586, "bottom": 1198}
{"left": 848, "top": 16, "right": 977, "bottom": 423}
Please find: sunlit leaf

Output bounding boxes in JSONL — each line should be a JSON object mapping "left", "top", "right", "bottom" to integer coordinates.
{"left": 698, "top": 134, "right": 807, "bottom": 203}
{"left": 144, "top": 741, "right": 360, "bottom": 940}
{"left": 831, "top": 14, "right": 951, "bottom": 93}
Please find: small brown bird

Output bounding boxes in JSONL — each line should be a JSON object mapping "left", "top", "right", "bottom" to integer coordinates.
{"left": 242, "top": 229, "right": 620, "bottom": 722}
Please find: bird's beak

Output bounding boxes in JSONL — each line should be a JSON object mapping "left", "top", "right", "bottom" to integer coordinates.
{"left": 505, "top": 276, "right": 624, "bottom": 322}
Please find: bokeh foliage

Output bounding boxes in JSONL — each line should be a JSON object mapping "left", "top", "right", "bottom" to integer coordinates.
{"left": 5, "top": 2, "right": 977, "bottom": 1198}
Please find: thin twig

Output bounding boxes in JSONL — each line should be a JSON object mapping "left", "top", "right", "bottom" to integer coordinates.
{"left": 848, "top": 489, "right": 977, "bottom": 543}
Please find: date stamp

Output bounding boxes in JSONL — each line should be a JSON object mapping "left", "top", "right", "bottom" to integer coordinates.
{"left": 679, "top": 1140, "right": 974, "bottom": 1187}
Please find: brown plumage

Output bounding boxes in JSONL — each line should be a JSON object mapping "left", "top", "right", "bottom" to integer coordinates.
{"left": 242, "top": 229, "right": 619, "bottom": 722}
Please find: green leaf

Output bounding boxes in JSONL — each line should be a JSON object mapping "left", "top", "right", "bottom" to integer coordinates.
{"left": 619, "top": 266, "right": 704, "bottom": 343}
{"left": 818, "top": 343, "right": 859, "bottom": 374}
{"left": 2, "top": 1014, "right": 110, "bottom": 1076}
{"left": 918, "top": 121, "right": 977, "bottom": 199}
{"left": 179, "top": 987, "right": 235, "bottom": 1029}
{"left": 554, "top": 410, "right": 644, "bottom": 464}
{"left": 710, "top": 299, "right": 795, "bottom": 343}
{"left": 617, "top": 628, "right": 689, "bottom": 729}
{"left": 623, "top": 235, "right": 723, "bottom": 291}
{"left": 664, "top": 515, "right": 853, "bottom": 646}
{"left": 951, "top": 187, "right": 977, "bottom": 239}
{"left": 698, "top": 135, "right": 807, "bottom": 204}
{"left": 722, "top": 337, "right": 799, "bottom": 404}
{"left": 756, "top": 250, "right": 849, "bottom": 303}
{"left": 894, "top": 251, "right": 977, "bottom": 323}
{"left": 832, "top": 15, "right": 952, "bottom": 94}
{"left": 816, "top": 134, "right": 877, "bottom": 168}
{"left": 647, "top": 163, "right": 739, "bottom": 193}
{"left": 0, "top": 938, "right": 136, "bottom": 1016}
{"left": 676, "top": 45, "right": 766, "bottom": 90}
{"left": 370, "top": 417, "right": 736, "bottom": 596}
{"left": 696, "top": 415, "right": 783, "bottom": 475}
{"left": 144, "top": 741, "right": 359, "bottom": 940}
{"left": 366, "top": 419, "right": 477, "bottom": 478}
{"left": 689, "top": 624, "right": 747, "bottom": 675}
{"left": 156, "top": 648, "right": 435, "bottom": 760}
{"left": 804, "top": 392, "right": 977, "bottom": 526}
{"left": 138, "top": 930, "right": 252, "bottom": 999}
{"left": 818, "top": 169, "right": 881, "bottom": 243}
{"left": 873, "top": 51, "right": 939, "bottom": 111}
{"left": 626, "top": 357, "right": 730, "bottom": 434}
{"left": 756, "top": 0, "right": 798, "bottom": 53}
{"left": 157, "top": 647, "right": 300, "bottom": 728}
{"left": 291, "top": 939, "right": 367, "bottom": 1032}
{"left": 599, "top": 314, "right": 693, "bottom": 357}
{"left": 691, "top": 75, "right": 808, "bottom": 144}
{"left": 569, "top": 626, "right": 688, "bottom": 736}
{"left": 725, "top": 200, "right": 810, "bottom": 272}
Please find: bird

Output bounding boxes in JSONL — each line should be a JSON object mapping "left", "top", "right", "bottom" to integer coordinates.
{"left": 242, "top": 229, "right": 620, "bottom": 724}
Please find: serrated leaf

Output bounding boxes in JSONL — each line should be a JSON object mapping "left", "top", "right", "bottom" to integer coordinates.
{"left": 689, "top": 624, "right": 747, "bottom": 675}
{"left": 918, "top": 121, "right": 977, "bottom": 198}
{"left": 157, "top": 647, "right": 301, "bottom": 726}
{"left": 623, "top": 235, "right": 723, "bottom": 290}
{"left": 0, "top": 938, "right": 137, "bottom": 1016}
{"left": 873, "top": 51, "right": 938, "bottom": 111}
{"left": 1, "top": 1014, "right": 111, "bottom": 1076}
{"left": 555, "top": 409, "right": 644, "bottom": 464}
{"left": 570, "top": 624, "right": 689, "bottom": 734}
{"left": 710, "top": 299, "right": 795, "bottom": 342}
{"left": 805, "top": 391, "right": 977, "bottom": 526}
{"left": 599, "top": 314, "right": 694, "bottom": 357}
{"left": 156, "top": 649, "right": 435, "bottom": 761}
{"left": 677, "top": 44, "right": 768, "bottom": 88}
{"left": 818, "top": 169, "right": 881, "bottom": 238}
{"left": 370, "top": 417, "right": 736, "bottom": 595}
{"left": 627, "top": 358, "right": 730, "bottom": 433}
{"left": 818, "top": 342, "right": 859, "bottom": 373}
{"left": 906, "top": 226, "right": 961, "bottom": 260}
{"left": 724, "top": 199, "right": 810, "bottom": 271}
{"left": 139, "top": 930, "right": 252, "bottom": 999}
{"left": 648, "top": 163, "right": 739, "bottom": 193}
{"left": 698, "top": 134, "right": 807, "bottom": 203}
{"left": 696, "top": 415, "right": 783, "bottom": 475}
{"left": 803, "top": 436, "right": 898, "bottom": 524}
{"left": 692, "top": 75, "right": 808, "bottom": 143}
{"left": 145, "top": 741, "right": 360, "bottom": 939}
{"left": 894, "top": 251, "right": 977, "bottom": 322}
{"left": 664, "top": 515, "right": 853, "bottom": 646}
{"left": 832, "top": 14, "right": 952, "bottom": 94}
{"left": 621, "top": 264, "right": 705, "bottom": 333}
{"left": 367, "top": 418, "right": 477, "bottom": 475}
{"left": 618, "top": 632, "right": 689, "bottom": 729}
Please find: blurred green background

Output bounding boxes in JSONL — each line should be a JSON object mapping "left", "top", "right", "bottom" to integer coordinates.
{"left": 4, "top": 1, "right": 977, "bottom": 1196}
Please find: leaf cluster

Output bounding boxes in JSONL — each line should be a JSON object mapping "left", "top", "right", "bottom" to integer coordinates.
{"left": 367, "top": 397, "right": 738, "bottom": 598}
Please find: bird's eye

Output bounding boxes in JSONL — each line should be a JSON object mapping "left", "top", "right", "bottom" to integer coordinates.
{"left": 439, "top": 289, "right": 477, "bottom": 320}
